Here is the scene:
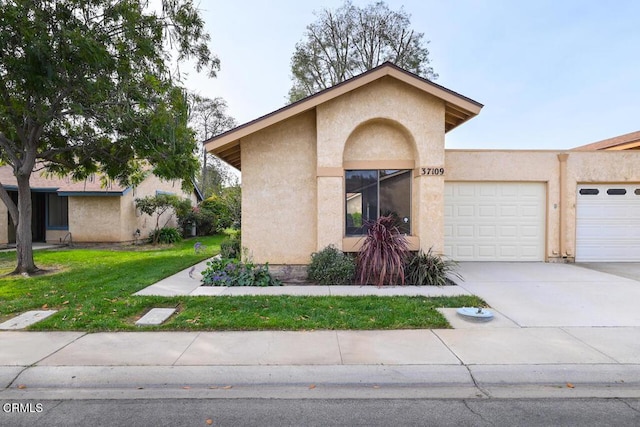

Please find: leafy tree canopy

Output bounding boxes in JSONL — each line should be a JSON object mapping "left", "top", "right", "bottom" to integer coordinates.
{"left": 0, "top": 0, "right": 218, "bottom": 273}
{"left": 288, "top": 0, "right": 437, "bottom": 102}
{"left": 188, "top": 94, "right": 237, "bottom": 197}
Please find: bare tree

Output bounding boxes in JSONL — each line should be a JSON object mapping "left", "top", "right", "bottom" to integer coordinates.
{"left": 288, "top": 1, "right": 437, "bottom": 102}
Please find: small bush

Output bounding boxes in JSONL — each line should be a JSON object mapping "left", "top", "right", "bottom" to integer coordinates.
{"left": 357, "top": 215, "right": 410, "bottom": 286}
{"left": 149, "top": 227, "right": 182, "bottom": 244}
{"left": 201, "top": 195, "right": 232, "bottom": 232}
{"left": 405, "top": 248, "right": 463, "bottom": 286}
{"left": 201, "top": 258, "right": 281, "bottom": 287}
{"left": 308, "top": 245, "right": 355, "bottom": 285}
{"left": 220, "top": 236, "right": 241, "bottom": 259}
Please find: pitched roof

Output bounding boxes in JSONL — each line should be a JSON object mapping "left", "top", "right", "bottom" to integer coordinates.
{"left": 572, "top": 130, "right": 640, "bottom": 151}
{"left": 205, "top": 62, "right": 483, "bottom": 170}
{"left": 0, "top": 165, "right": 128, "bottom": 194}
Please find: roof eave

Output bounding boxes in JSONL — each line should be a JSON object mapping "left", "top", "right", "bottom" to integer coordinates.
{"left": 206, "top": 62, "right": 484, "bottom": 170}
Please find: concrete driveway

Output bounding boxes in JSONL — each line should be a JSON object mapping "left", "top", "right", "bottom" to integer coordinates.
{"left": 576, "top": 262, "right": 640, "bottom": 282}
{"left": 455, "top": 262, "right": 640, "bottom": 327}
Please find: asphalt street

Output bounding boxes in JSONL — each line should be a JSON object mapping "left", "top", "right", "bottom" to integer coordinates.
{"left": 2, "top": 398, "right": 640, "bottom": 426}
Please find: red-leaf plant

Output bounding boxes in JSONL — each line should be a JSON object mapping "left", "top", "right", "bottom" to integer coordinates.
{"left": 356, "top": 215, "right": 410, "bottom": 287}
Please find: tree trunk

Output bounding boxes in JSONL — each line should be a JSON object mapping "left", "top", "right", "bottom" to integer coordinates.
{"left": 13, "top": 172, "right": 38, "bottom": 275}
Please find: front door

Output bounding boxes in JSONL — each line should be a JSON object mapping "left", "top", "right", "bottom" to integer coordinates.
{"left": 7, "top": 191, "right": 46, "bottom": 243}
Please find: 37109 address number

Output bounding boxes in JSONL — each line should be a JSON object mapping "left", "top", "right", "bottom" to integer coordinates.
{"left": 421, "top": 167, "right": 445, "bottom": 176}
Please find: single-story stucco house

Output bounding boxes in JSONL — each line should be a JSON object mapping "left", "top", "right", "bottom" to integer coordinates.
{"left": 0, "top": 166, "right": 201, "bottom": 246}
{"left": 205, "top": 62, "right": 640, "bottom": 264}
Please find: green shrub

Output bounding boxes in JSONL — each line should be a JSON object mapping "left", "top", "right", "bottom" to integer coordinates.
{"left": 405, "top": 248, "right": 463, "bottom": 286}
{"left": 201, "top": 195, "right": 232, "bottom": 231}
{"left": 201, "top": 258, "right": 281, "bottom": 287}
{"left": 357, "top": 215, "right": 410, "bottom": 286}
{"left": 149, "top": 227, "right": 182, "bottom": 244}
{"left": 351, "top": 212, "right": 362, "bottom": 227}
{"left": 220, "top": 236, "right": 241, "bottom": 259}
{"left": 308, "top": 245, "right": 355, "bottom": 285}
{"left": 176, "top": 206, "right": 212, "bottom": 237}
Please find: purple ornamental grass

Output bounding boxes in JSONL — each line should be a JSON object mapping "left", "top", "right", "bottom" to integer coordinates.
{"left": 356, "top": 215, "right": 410, "bottom": 287}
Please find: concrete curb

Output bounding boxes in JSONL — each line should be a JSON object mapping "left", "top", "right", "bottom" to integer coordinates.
{"left": 3, "top": 364, "right": 640, "bottom": 400}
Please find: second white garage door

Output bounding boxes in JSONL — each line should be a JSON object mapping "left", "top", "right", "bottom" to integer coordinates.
{"left": 444, "top": 182, "right": 546, "bottom": 261}
{"left": 576, "top": 184, "right": 640, "bottom": 262}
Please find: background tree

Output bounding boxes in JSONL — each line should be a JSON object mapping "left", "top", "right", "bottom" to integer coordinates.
{"left": 188, "top": 94, "right": 237, "bottom": 197}
{"left": 135, "top": 193, "right": 181, "bottom": 244}
{"left": 288, "top": 0, "right": 437, "bottom": 102}
{"left": 0, "top": 0, "right": 218, "bottom": 274}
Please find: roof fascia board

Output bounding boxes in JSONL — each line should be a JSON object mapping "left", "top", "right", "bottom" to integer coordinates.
{"left": 205, "top": 69, "right": 385, "bottom": 152}
{"left": 205, "top": 63, "right": 482, "bottom": 153}
{"left": 385, "top": 67, "right": 482, "bottom": 115}
{"left": 57, "top": 191, "right": 124, "bottom": 197}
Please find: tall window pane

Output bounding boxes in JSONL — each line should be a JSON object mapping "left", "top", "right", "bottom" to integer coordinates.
{"left": 345, "top": 170, "right": 377, "bottom": 235}
{"left": 379, "top": 170, "right": 411, "bottom": 234}
{"left": 47, "top": 193, "right": 69, "bottom": 228}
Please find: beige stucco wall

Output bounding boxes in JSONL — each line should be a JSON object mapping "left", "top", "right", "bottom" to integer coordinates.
{"left": 68, "top": 175, "right": 195, "bottom": 243}
{"left": 445, "top": 150, "right": 561, "bottom": 260}
{"left": 0, "top": 174, "right": 195, "bottom": 245}
{"left": 564, "top": 151, "right": 640, "bottom": 259}
{"left": 316, "top": 77, "right": 447, "bottom": 253}
{"left": 233, "top": 74, "right": 640, "bottom": 265}
{"left": 120, "top": 174, "right": 195, "bottom": 242}
{"left": 69, "top": 196, "right": 122, "bottom": 242}
{"left": 445, "top": 150, "right": 640, "bottom": 261}
{"left": 241, "top": 110, "right": 318, "bottom": 264}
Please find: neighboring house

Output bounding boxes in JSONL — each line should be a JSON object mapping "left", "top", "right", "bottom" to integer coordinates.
{"left": 572, "top": 130, "right": 640, "bottom": 151}
{"left": 205, "top": 62, "right": 640, "bottom": 264}
{"left": 0, "top": 166, "right": 200, "bottom": 246}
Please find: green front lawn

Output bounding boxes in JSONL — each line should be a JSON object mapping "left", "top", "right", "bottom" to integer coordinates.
{"left": 0, "top": 237, "right": 485, "bottom": 331}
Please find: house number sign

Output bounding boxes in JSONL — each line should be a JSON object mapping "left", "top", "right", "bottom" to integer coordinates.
{"left": 421, "top": 167, "right": 445, "bottom": 176}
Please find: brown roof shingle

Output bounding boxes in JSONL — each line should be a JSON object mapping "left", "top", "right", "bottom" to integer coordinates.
{"left": 0, "top": 165, "right": 127, "bottom": 194}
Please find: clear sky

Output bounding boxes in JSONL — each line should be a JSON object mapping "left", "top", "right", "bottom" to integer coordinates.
{"left": 181, "top": 0, "right": 640, "bottom": 149}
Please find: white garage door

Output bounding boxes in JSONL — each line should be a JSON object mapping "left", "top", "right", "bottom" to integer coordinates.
{"left": 576, "top": 184, "right": 640, "bottom": 262}
{"left": 444, "top": 182, "right": 546, "bottom": 261}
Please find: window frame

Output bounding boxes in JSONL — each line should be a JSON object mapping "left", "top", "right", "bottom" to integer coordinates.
{"left": 344, "top": 169, "right": 412, "bottom": 236}
{"left": 46, "top": 193, "right": 69, "bottom": 230}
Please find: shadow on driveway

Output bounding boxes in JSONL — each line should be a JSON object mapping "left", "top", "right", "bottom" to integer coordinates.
{"left": 575, "top": 262, "right": 640, "bottom": 282}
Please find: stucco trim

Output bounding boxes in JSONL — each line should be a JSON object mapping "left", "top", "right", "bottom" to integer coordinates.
{"left": 557, "top": 154, "right": 569, "bottom": 258}
{"left": 205, "top": 62, "right": 483, "bottom": 170}
{"left": 317, "top": 167, "right": 344, "bottom": 177}
{"left": 343, "top": 160, "right": 415, "bottom": 170}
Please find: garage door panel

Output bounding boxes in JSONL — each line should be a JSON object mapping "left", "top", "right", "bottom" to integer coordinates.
{"left": 576, "top": 184, "right": 640, "bottom": 262}
{"left": 521, "top": 225, "right": 539, "bottom": 237}
{"left": 499, "top": 225, "right": 517, "bottom": 238}
{"left": 445, "top": 182, "right": 545, "bottom": 261}
{"left": 457, "top": 205, "right": 474, "bottom": 217}
{"left": 457, "top": 185, "right": 476, "bottom": 197}
{"left": 499, "top": 186, "right": 517, "bottom": 197}
{"left": 480, "top": 186, "right": 497, "bottom": 197}
{"left": 478, "top": 246, "right": 496, "bottom": 258}
{"left": 478, "top": 225, "right": 496, "bottom": 237}
{"left": 456, "top": 225, "right": 474, "bottom": 237}
{"left": 500, "top": 205, "right": 517, "bottom": 216}
{"left": 478, "top": 206, "right": 497, "bottom": 218}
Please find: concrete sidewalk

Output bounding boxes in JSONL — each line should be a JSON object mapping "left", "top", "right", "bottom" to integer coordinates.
{"left": 2, "top": 261, "right": 640, "bottom": 399}
{"left": 2, "top": 326, "right": 640, "bottom": 399}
